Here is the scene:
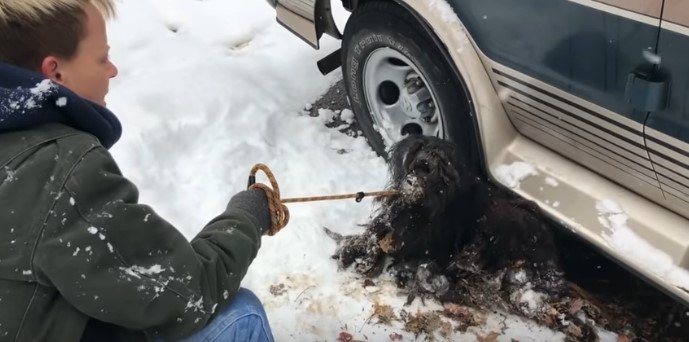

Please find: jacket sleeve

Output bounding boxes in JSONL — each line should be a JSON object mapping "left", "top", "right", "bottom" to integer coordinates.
{"left": 33, "top": 146, "right": 263, "bottom": 340}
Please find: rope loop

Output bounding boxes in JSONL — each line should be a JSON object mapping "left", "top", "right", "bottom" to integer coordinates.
{"left": 248, "top": 163, "right": 289, "bottom": 236}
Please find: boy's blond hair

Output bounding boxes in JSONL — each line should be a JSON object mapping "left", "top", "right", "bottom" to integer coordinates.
{"left": 0, "top": 0, "right": 115, "bottom": 20}
{"left": 0, "top": 0, "right": 116, "bottom": 70}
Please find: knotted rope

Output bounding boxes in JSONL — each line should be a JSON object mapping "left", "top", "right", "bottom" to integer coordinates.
{"left": 248, "top": 163, "right": 398, "bottom": 235}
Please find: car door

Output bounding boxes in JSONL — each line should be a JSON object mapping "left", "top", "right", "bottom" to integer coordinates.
{"left": 448, "top": 0, "right": 665, "bottom": 204}
{"left": 644, "top": 0, "right": 689, "bottom": 219}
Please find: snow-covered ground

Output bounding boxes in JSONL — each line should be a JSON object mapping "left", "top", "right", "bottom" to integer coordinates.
{"left": 106, "top": 0, "right": 565, "bottom": 340}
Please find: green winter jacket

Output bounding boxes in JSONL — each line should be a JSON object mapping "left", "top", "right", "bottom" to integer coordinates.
{"left": 0, "top": 123, "right": 263, "bottom": 341}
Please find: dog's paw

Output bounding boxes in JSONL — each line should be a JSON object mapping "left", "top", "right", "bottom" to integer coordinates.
{"left": 387, "top": 260, "right": 449, "bottom": 305}
{"left": 329, "top": 231, "right": 385, "bottom": 277}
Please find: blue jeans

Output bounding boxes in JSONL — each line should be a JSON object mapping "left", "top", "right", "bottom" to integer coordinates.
{"left": 180, "top": 288, "right": 274, "bottom": 342}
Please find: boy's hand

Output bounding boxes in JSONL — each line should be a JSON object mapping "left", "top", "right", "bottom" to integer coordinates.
{"left": 228, "top": 188, "right": 271, "bottom": 235}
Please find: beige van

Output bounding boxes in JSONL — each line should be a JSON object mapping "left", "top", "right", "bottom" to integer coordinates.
{"left": 266, "top": 0, "right": 689, "bottom": 306}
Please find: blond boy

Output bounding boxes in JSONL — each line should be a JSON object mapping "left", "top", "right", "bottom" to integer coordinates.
{"left": 0, "top": 1, "right": 274, "bottom": 341}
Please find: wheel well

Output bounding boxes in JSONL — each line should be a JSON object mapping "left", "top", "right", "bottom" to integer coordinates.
{"left": 341, "top": 0, "right": 361, "bottom": 11}
{"left": 343, "top": 0, "right": 487, "bottom": 175}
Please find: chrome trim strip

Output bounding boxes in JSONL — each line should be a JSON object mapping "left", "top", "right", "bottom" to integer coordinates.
{"left": 492, "top": 68, "right": 643, "bottom": 133}
{"left": 499, "top": 82, "right": 649, "bottom": 157}
{"left": 508, "top": 103, "right": 657, "bottom": 176}
{"left": 660, "top": 178, "right": 689, "bottom": 204}
{"left": 646, "top": 127, "right": 689, "bottom": 159}
{"left": 650, "top": 153, "right": 689, "bottom": 181}
{"left": 655, "top": 164, "right": 689, "bottom": 188}
{"left": 507, "top": 96, "right": 651, "bottom": 163}
{"left": 495, "top": 71, "right": 643, "bottom": 137}
{"left": 511, "top": 118, "right": 661, "bottom": 188}
{"left": 509, "top": 109, "right": 660, "bottom": 183}
{"left": 664, "top": 189, "right": 689, "bottom": 207}
{"left": 647, "top": 141, "right": 689, "bottom": 172}
{"left": 659, "top": 175, "right": 689, "bottom": 196}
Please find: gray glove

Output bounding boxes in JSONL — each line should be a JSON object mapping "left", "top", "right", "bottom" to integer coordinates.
{"left": 228, "top": 188, "right": 271, "bottom": 235}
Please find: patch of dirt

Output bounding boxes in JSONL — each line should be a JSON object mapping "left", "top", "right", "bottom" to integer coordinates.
{"left": 442, "top": 303, "right": 486, "bottom": 332}
{"left": 269, "top": 283, "right": 287, "bottom": 296}
{"left": 308, "top": 79, "right": 362, "bottom": 139}
{"left": 400, "top": 310, "right": 453, "bottom": 340}
{"left": 389, "top": 332, "right": 404, "bottom": 341}
{"left": 476, "top": 331, "right": 500, "bottom": 342}
{"left": 371, "top": 302, "right": 397, "bottom": 325}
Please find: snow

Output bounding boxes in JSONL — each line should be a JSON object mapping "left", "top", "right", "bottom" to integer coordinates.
{"left": 642, "top": 49, "right": 661, "bottom": 65}
{"left": 105, "top": 0, "right": 562, "bottom": 340}
{"left": 513, "top": 270, "right": 528, "bottom": 284}
{"left": 3, "top": 166, "right": 17, "bottom": 183}
{"left": 30, "top": 80, "right": 54, "bottom": 96}
{"left": 426, "top": 0, "right": 471, "bottom": 54}
{"left": 494, "top": 161, "right": 538, "bottom": 189}
{"left": 428, "top": 0, "right": 462, "bottom": 26}
{"left": 514, "top": 288, "right": 546, "bottom": 315}
{"left": 340, "top": 109, "right": 355, "bottom": 124}
{"left": 498, "top": 87, "right": 513, "bottom": 102}
{"left": 120, "top": 265, "right": 166, "bottom": 278}
{"left": 316, "top": 108, "right": 337, "bottom": 124}
{"left": 56, "top": 97, "right": 68, "bottom": 107}
{"left": 596, "top": 199, "right": 689, "bottom": 292}
{"left": 19, "top": 80, "right": 56, "bottom": 110}
{"left": 545, "top": 177, "right": 559, "bottom": 187}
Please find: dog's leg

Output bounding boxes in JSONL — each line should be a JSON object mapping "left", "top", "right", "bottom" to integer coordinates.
{"left": 326, "top": 228, "right": 386, "bottom": 277}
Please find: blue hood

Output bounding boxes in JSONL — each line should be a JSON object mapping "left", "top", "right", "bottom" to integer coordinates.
{"left": 0, "top": 62, "right": 121, "bottom": 148}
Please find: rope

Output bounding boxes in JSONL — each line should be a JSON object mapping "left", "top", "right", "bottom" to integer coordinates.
{"left": 247, "top": 163, "right": 398, "bottom": 236}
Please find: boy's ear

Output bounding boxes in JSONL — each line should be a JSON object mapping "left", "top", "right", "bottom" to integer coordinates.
{"left": 40, "top": 56, "right": 64, "bottom": 84}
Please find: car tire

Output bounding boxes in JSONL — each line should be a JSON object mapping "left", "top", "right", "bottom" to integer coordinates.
{"left": 341, "top": 0, "right": 474, "bottom": 161}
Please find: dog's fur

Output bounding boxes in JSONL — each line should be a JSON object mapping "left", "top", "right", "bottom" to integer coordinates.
{"left": 330, "top": 134, "right": 566, "bottom": 310}
{"left": 328, "top": 135, "right": 680, "bottom": 340}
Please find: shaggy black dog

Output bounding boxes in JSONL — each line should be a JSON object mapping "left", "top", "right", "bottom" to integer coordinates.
{"left": 327, "top": 134, "right": 565, "bottom": 309}
{"left": 326, "top": 135, "right": 686, "bottom": 340}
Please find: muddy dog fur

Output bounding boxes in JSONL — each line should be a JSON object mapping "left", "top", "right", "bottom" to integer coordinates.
{"left": 328, "top": 135, "right": 563, "bottom": 288}
{"left": 325, "top": 135, "right": 652, "bottom": 340}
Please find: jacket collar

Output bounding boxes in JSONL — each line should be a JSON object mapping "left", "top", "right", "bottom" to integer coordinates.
{"left": 0, "top": 62, "right": 122, "bottom": 149}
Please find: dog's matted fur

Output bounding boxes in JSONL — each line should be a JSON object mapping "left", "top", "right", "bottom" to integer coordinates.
{"left": 326, "top": 135, "right": 610, "bottom": 339}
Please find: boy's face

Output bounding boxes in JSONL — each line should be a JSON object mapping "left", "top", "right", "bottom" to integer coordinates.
{"left": 43, "top": 3, "right": 118, "bottom": 106}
